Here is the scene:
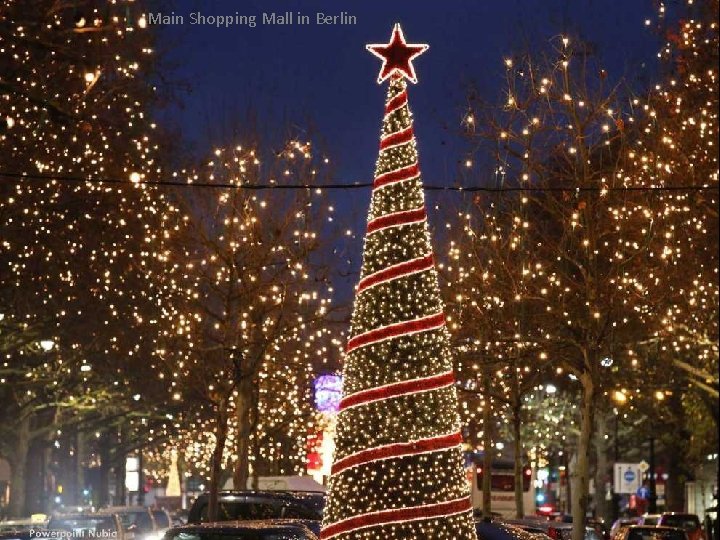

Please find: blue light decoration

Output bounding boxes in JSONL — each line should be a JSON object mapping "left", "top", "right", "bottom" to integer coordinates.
{"left": 314, "top": 374, "right": 343, "bottom": 414}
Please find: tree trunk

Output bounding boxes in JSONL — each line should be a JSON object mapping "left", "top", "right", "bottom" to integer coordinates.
{"left": 572, "top": 373, "right": 596, "bottom": 540}
{"left": 665, "top": 449, "right": 685, "bottom": 512}
{"left": 24, "top": 439, "right": 44, "bottom": 514}
{"left": 113, "top": 424, "right": 127, "bottom": 505}
{"left": 482, "top": 372, "right": 493, "bottom": 516}
{"left": 664, "top": 390, "right": 688, "bottom": 512}
{"left": 98, "top": 432, "right": 111, "bottom": 508}
{"left": 41, "top": 440, "right": 52, "bottom": 513}
{"left": 114, "top": 461, "right": 126, "bottom": 505}
{"left": 75, "top": 430, "right": 85, "bottom": 505}
{"left": 8, "top": 414, "right": 31, "bottom": 517}
{"left": 513, "top": 404, "right": 525, "bottom": 518}
{"left": 208, "top": 402, "right": 229, "bottom": 522}
{"left": 564, "top": 449, "right": 572, "bottom": 514}
{"left": 233, "top": 378, "right": 254, "bottom": 490}
{"left": 595, "top": 412, "right": 610, "bottom": 522}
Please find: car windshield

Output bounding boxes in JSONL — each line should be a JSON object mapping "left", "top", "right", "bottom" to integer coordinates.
{"left": 643, "top": 518, "right": 659, "bottom": 526}
{"left": 117, "top": 511, "right": 154, "bottom": 532}
{"left": 168, "top": 530, "right": 312, "bottom": 540}
{"left": 662, "top": 517, "right": 700, "bottom": 531}
{"left": 287, "top": 494, "right": 324, "bottom": 517}
{"left": 628, "top": 529, "right": 687, "bottom": 540}
{"left": 152, "top": 512, "right": 171, "bottom": 529}
{"left": 198, "top": 497, "right": 321, "bottom": 523}
{"left": 48, "top": 516, "right": 116, "bottom": 535}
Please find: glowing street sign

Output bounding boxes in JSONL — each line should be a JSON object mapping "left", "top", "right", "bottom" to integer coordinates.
{"left": 314, "top": 375, "right": 343, "bottom": 414}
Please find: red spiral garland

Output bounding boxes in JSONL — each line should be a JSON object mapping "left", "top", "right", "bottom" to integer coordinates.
{"left": 373, "top": 162, "right": 420, "bottom": 189}
{"left": 380, "top": 126, "right": 415, "bottom": 150}
{"left": 367, "top": 207, "right": 426, "bottom": 234}
{"left": 346, "top": 312, "right": 445, "bottom": 353}
{"left": 319, "top": 496, "right": 473, "bottom": 540}
{"left": 357, "top": 254, "right": 434, "bottom": 294}
{"left": 339, "top": 370, "right": 455, "bottom": 411}
{"left": 330, "top": 431, "right": 463, "bottom": 476}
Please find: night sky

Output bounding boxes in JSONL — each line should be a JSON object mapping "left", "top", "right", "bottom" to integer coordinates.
{"left": 160, "top": 0, "right": 659, "bottom": 179}
{"left": 157, "top": 0, "right": 662, "bottom": 300}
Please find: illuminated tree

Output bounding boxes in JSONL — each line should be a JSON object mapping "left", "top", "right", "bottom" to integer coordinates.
{"left": 458, "top": 36, "right": 662, "bottom": 538}
{"left": 156, "top": 140, "right": 337, "bottom": 518}
{"left": 443, "top": 185, "right": 554, "bottom": 517}
{"left": 0, "top": 0, "right": 180, "bottom": 514}
{"left": 621, "top": 0, "right": 718, "bottom": 509}
{"left": 321, "top": 25, "right": 477, "bottom": 540}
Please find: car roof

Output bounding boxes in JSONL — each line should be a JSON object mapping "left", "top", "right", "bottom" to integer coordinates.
{"left": 627, "top": 526, "right": 687, "bottom": 530}
{"left": 50, "top": 514, "right": 107, "bottom": 519}
{"left": 209, "top": 490, "right": 324, "bottom": 497}
{"left": 517, "top": 520, "right": 573, "bottom": 528}
{"left": 170, "top": 519, "right": 313, "bottom": 530}
{"left": 101, "top": 507, "right": 149, "bottom": 512}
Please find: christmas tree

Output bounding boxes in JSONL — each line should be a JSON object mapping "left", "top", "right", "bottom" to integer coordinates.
{"left": 320, "top": 24, "right": 477, "bottom": 540}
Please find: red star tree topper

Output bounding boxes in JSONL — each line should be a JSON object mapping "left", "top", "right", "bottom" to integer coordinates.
{"left": 366, "top": 23, "right": 429, "bottom": 84}
{"left": 320, "top": 24, "right": 477, "bottom": 540}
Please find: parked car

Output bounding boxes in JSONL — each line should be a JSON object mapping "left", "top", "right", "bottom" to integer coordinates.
{"left": 169, "top": 510, "right": 188, "bottom": 527}
{"left": 164, "top": 520, "right": 318, "bottom": 540}
{"left": 98, "top": 507, "right": 156, "bottom": 540}
{"left": 505, "top": 518, "right": 602, "bottom": 540}
{"left": 588, "top": 518, "right": 611, "bottom": 540}
{"left": 0, "top": 533, "right": 33, "bottom": 540}
{"left": 151, "top": 510, "right": 171, "bottom": 530}
{"left": 150, "top": 509, "right": 171, "bottom": 539}
{"left": 0, "top": 516, "right": 48, "bottom": 534}
{"left": 611, "top": 518, "right": 643, "bottom": 540}
{"left": 616, "top": 525, "right": 688, "bottom": 540}
{"left": 187, "top": 491, "right": 325, "bottom": 524}
{"left": 638, "top": 515, "right": 662, "bottom": 527}
{"left": 47, "top": 513, "right": 125, "bottom": 540}
{"left": 658, "top": 513, "right": 706, "bottom": 540}
{"left": 476, "top": 518, "right": 552, "bottom": 540}
{"left": 0, "top": 521, "right": 39, "bottom": 534}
